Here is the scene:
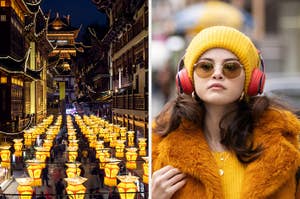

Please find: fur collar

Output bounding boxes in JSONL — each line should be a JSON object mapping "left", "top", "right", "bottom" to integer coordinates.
{"left": 154, "top": 108, "right": 300, "bottom": 198}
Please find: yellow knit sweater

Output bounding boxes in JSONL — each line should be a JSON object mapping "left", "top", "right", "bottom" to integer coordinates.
{"left": 213, "top": 151, "right": 246, "bottom": 199}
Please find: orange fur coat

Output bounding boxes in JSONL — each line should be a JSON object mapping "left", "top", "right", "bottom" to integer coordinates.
{"left": 152, "top": 108, "right": 300, "bottom": 199}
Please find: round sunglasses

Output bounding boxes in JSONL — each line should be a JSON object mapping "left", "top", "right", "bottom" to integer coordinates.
{"left": 193, "top": 60, "right": 244, "bottom": 79}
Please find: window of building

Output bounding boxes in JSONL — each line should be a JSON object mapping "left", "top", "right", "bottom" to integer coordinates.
{"left": 57, "top": 40, "right": 68, "bottom": 45}
{"left": 0, "top": 1, "right": 6, "bottom": 7}
{"left": 0, "top": 76, "right": 7, "bottom": 84}
{"left": 0, "top": 15, "right": 6, "bottom": 22}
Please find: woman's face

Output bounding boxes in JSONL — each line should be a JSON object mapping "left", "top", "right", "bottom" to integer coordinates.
{"left": 193, "top": 48, "right": 245, "bottom": 105}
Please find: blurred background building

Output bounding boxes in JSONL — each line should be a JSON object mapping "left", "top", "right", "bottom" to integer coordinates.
{"left": 152, "top": 0, "right": 300, "bottom": 117}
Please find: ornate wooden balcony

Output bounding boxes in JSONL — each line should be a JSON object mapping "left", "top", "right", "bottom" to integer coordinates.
{"left": 113, "top": 93, "right": 148, "bottom": 110}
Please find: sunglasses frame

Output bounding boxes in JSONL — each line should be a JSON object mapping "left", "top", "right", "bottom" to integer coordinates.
{"left": 193, "top": 60, "right": 244, "bottom": 79}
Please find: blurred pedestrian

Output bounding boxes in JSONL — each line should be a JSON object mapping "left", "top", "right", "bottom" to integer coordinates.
{"left": 108, "top": 188, "right": 120, "bottom": 199}
{"left": 37, "top": 191, "right": 46, "bottom": 199}
{"left": 31, "top": 190, "right": 36, "bottom": 199}
{"left": 44, "top": 185, "right": 53, "bottom": 199}
{"left": 152, "top": 26, "right": 300, "bottom": 198}
{"left": 79, "top": 165, "right": 85, "bottom": 177}
{"left": 41, "top": 165, "right": 50, "bottom": 187}
{"left": 55, "top": 178, "right": 65, "bottom": 199}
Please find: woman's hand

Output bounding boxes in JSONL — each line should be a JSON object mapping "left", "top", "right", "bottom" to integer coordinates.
{"left": 152, "top": 165, "right": 187, "bottom": 199}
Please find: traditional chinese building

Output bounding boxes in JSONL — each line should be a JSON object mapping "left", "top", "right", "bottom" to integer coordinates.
{"left": 93, "top": 0, "right": 148, "bottom": 137}
{"left": 0, "top": 0, "right": 52, "bottom": 132}
{"left": 46, "top": 13, "right": 82, "bottom": 115}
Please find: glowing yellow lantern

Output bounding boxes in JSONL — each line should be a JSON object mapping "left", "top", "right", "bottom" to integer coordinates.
{"left": 66, "top": 162, "right": 81, "bottom": 178}
{"left": 142, "top": 157, "right": 149, "bottom": 184}
{"left": 96, "top": 140, "right": 104, "bottom": 150}
{"left": 95, "top": 141, "right": 104, "bottom": 159}
{"left": 109, "top": 133, "right": 118, "bottom": 148}
{"left": 65, "top": 176, "right": 87, "bottom": 199}
{"left": 127, "top": 131, "right": 135, "bottom": 147}
{"left": 138, "top": 138, "right": 147, "bottom": 156}
{"left": 103, "top": 128, "right": 110, "bottom": 142}
{"left": 68, "top": 128, "right": 77, "bottom": 140}
{"left": 67, "top": 146, "right": 78, "bottom": 162}
{"left": 24, "top": 130, "right": 32, "bottom": 147}
{"left": 26, "top": 159, "right": 43, "bottom": 186}
{"left": 13, "top": 139, "right": 23, "bottom": 157}
{"left": 89, "top": 135, "right": 97, "bottom": 148}
{"left": 104, "top": 121, "right": 109, "bottom": 128}
{"left": 99, "top": 128, "right": 105, "bottom": 138}
{"left": 115, "top": 140, "right": 125, "bottom": 158}
{"left": 43, "top": 140, "right": 53, "bottom": 152}
{"left": 125, "top": 148, "right": 138, "bottom": 169}
{"left": 120, "top": 127, "right": 127, "bottom": 141}
{"left": 69, "top": 140, "right": 79, "bottom": 148}
{"left": 35, "top": 147, "right": 49, "bottom": 167}
{"left": 16, "top": 177, "right": 34, "bottom": 199}
{"left": 117, "top": 174, "right": 139, "bottom": 199}
{"left": 0, "top": 144, "right": 11, "bottom": 168}
{"left": 114, "top": 124, "right": 120, "bottom": 137}
{"left": 98, "top": 148, "right": 110, "bottom": 169}
{"left": 108, "top": 124, "right": 113, "bottom": 133}
{"left": 104, "top": 158, "right": 121, "bottom": 186}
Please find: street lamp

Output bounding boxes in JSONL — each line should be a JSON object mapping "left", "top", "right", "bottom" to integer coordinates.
{"left": 125, "top": 148, "right": 138, "bottom": 170}
{"left": 15, "top": 177, "right": 34, "bottom": 199}
{"left": 66, "top": 162, "right": 81, "bottom": 178}
{"left": 117, "top": 174, "right": 139, "bottom": 199}
{"left": 13, "top": 139, "right": 23, "bottom": 157}
{"left": 64, "top": 176, "right": 88, "bottom": 199}
{"left": 138, "top": 138, "right": 147, "bottom": 156}
{"left": 26, "top": 159, "right": 43, "bottom": 186}
{"left": 104, "top": 158, "right": 121, "bottom": 186}
{"left": 127, "top": 131, "right": 135, "bottom": 147}
{"left": 0, "top": 144, "right": 11, "bottom": 168}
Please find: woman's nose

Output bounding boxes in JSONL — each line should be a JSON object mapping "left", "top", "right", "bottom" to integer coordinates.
{"left": 211, "top": 65, "right": 224, "bottom": 79}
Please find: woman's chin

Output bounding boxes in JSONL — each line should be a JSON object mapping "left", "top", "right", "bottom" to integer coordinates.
{"left": 202, "top": 95, "right": 238, "bottom": 106}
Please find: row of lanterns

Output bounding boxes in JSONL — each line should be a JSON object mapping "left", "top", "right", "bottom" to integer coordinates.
{"left": 72, "top": 114, "right": 149, "bottom": 199}
{"left": 64, "top": 115, "right": 87, "bottom": 198}
{"left": 6, "top": 112, "right": 149, "bottom": 199}
{"left": 15, "top": 115, "right": 61, "bottom": 198}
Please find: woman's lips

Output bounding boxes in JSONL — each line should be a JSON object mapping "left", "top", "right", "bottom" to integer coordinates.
{"left": 208, "top": 83, "right": 225, "bottom": 89}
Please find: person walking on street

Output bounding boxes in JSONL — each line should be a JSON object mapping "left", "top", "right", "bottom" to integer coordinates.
{"left": 55, "top": 178, "right": 65, "bottom": 199}
{"left": 37, "top": 191, "right": 46, "bottom": 199}
{"left": 41, "top": 165, "right": 50, "bottom": 187}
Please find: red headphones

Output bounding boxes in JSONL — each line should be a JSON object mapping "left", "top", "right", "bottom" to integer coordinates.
{"left": 176, "top": 51, "right": 266, "bottom": 96}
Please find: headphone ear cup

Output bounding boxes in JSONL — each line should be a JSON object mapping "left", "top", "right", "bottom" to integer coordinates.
{"left": 247, "top": 68, "right": 266, "bottom": 96}
{"left": 176, "top": 68, "right": 194, "bottom": 94}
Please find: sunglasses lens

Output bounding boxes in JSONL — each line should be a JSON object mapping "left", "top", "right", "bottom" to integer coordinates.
{"left": 194, "top": 62, "right": 214, "bottom": 78}
{"left": 223, "top": 62, "right": 242, "bottom": 78}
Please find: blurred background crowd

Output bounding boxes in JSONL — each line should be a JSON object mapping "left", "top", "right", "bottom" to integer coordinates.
{"left": 152, "top": 0, "right": 300, "bottom": 117}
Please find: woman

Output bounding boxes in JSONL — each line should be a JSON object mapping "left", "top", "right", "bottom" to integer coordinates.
{"left": 152, "top": 26, "right": 300, "bottom": 199}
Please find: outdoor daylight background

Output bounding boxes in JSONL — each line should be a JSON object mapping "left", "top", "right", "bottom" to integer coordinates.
{"left": 151, "top": 0, "right": 300, "bottom": 117}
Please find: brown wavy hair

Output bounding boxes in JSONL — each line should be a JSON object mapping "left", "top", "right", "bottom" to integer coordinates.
{"left": 154, "top": 94, "right": 292, "bottom": 163}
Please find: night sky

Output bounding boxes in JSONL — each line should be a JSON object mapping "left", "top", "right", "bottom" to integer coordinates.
{"left": 41, "top": 0, "right": 108, "bottom": 40}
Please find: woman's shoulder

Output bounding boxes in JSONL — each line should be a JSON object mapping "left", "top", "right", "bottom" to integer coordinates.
{"left": 256, "top": 107, "right": 300, "bottom": 145}
{"left": 258, "top": 107, "right": 300, "bottom": 129}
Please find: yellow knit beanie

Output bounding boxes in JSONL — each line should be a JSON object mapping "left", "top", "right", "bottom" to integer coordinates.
{"left": 184, "top": 26, "right": 260, "bottom": 94}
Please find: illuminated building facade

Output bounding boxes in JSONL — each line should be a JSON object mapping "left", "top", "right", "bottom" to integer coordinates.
{"left": 46, "top": 13, "right": 81, "bottom": 115}
{"left": 93, "top": 0, "right": 148, "bottom": 138}
{"left": 0, "top": 0, "right": 52, "bottom": 132}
